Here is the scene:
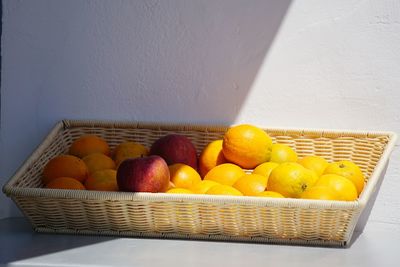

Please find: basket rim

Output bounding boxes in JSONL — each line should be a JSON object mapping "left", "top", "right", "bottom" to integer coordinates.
{"left": 2, "top": 119, "right": 397, "bottom": 211}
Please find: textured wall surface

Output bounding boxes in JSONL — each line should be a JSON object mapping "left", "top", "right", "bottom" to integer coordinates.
{"left": 1, "top": 0, "right": 399, "bottom": 228}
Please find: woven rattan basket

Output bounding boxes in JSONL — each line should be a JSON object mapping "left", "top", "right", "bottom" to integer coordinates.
{"left": 2, "top": 120, "right": 397, "bottom": 247}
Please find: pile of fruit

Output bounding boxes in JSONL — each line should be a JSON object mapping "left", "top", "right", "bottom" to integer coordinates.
{"left": 42, "top": 124, "right": 365, "bottom": 201}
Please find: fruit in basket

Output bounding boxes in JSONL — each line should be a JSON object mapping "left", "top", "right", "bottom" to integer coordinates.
{"left": 45, "top": 177, "right": 86, "bottom": 190}
{"left": 82, "top": 153, "right": 116, "bottom": 174}
{"left": 150, "top": 134, "right": 198, "bottom": 169}
{"left": 43, "top": 155, "right": 88, "bottom": 184}
{"left": 269, "top": 144, "right": 298, "bottom": 163}
{"left": 257, "top": 191, "right": 284, "bottom": 198}
{"left": 298, "top": 155, "right": 329, "bottom": 177}
{"left": 323, "top": 160, "right": 365, "bottom": 195}
{"left": 198, "top": 139, "right": 227, "bottom": 177}
{"left": 113, "top": 141, "right": 149, "bottom": 167}
{"left": 168, "top": 163, "right": 202, "bottom": 189}
{"left": 204, "top": 163, "right": 245, "bottom": 186}
{"left": 253, "top": 162, "right": 279, "bottom": 181}
{"left": 267, "top": 162, "right": 318, "bottom": 198}
{"left": 301, "top": 185, "right": 338, "bottom": 200}
{"left": 314, "top": 174, "right": 358, "bottom": 201}
{"left": 233, "top": 174, "right": 268, "bottom": 196}
{"left": 189, "top": 180, "right": 220, "bottom": 194}
{"left": 206, "top": 184, "right": 243, "bottom": 196}
{"left": 166, "top": 188, "right": 194, "bottom": 194}
{"left": 222, "top": 124, "right": 272, "bottom": 169}
{"left": 85, "top": 169, "right": 118, "bottom": 191}
{"left": 116, "top": 155, "right": 170, "bottom": 193}
{"left": 69, "top": 134, "right": 110, "bottom": 158}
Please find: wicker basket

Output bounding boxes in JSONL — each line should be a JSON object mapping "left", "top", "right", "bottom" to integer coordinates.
{"left": 2, "top": 120, "right": 397, "bottom": 247}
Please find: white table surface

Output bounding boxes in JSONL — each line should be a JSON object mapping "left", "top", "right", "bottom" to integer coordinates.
{"left": 1, "top": 217, "right": 399, "bottom": 267}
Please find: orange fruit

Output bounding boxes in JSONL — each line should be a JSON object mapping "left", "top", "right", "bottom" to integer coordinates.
{"left": 85, "top": 169, "right": 118, "bottom": 191}
{"left": 206, "top": 184, "right": 243, "bottom": 196}
{"left": 45, "top": 177, "right": 86, "bottom": 190}
{"left": 43, "top": 155, "right": 88, "bottom": 184}
{"left": 204, "top": 163, "right": 245, "bottom": 186}
{"left": 252, "top": 162, "right": 279, "bottom": 183}
{"left": 198, "top": 140, "right": 227, "bottom": 177}
{"left": 69, "top": 134, "right": 110, "bottom": 158}
{"left": 233, "top": 174, "right": 268, "bottom": 196}
{"left": 189, "top": 180, "right": 220, "bottom": 194}
{"left": 113, "top": 141, "right": 149, "bottom": 167}
{"left": 166, "top": 188, "right": 194, "bottom": 194}
{"left": 323, "top": 160, "right": 365, "bottom": 195}
{"left": 298, "top": 155, "right": 329, "bottom": 177}
{"left": 82, "top": 153, "right": 116, "bottom": 174}
{"left": 168, "top": 163, "right": 202, "bottom": 189}
{"left": 267, "top": 162, "right": 318, "bottom": 198}
{"left": 269, "top": 144, "right": 298, "bottom": 163}
{"left": 301, "top": 186, "right": 338, "bottom": 200}
{"left": 257, "top": 191, "right": 285, "bottom": 198}
{"left": 222, "top": 124, "right": 273, "bottom": 169}
{"left": 315, "top": 174, "right": 358, "bottom": 201}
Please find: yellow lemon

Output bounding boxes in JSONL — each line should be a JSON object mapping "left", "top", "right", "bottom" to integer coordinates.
{"left": 323, "top": 160, "right": 365, "bottom": 195}
{"left": 301, "top": 186, "right": 339, "bottom": 200}
{"left": 252, "top": 162, "right": 279, "bottom": 184}
{"left": 267, "top": 162, "right": 318, "bottom": 198}
{"left": 298, "top": 155, "right": 329, "bottom": 177}
{"left": 166, "top": 188, "right": 194, "bottom": 194}
{"left": 257, "top": 191, "right": 285, "bottom": 198}
{"left": 315, "top": 174, "right": 358, "bottom": 201}
{"left": 269, "top": 144, "right": 298, "bottom": 163}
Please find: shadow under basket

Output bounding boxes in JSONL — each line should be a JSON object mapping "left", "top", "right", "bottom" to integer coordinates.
{"left": 2, "top": 120, "right": 397, "bottom": 247}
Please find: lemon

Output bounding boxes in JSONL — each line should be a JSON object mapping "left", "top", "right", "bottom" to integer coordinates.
{"left": 269, "top": 144, "right": 298, "bottom": 163}
{"left": 315, "top": 174, "right": 358, "bottom": 201}
{"left": 298, "top": 155, "right": 329, "bottom": 177}
{"left": 267, "top": 162, "right": 318, "bottom": 198}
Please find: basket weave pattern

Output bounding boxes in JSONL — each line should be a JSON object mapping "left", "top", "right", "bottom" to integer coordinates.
{"left": 3, "top": 120, "right": 396, "bottom": 247}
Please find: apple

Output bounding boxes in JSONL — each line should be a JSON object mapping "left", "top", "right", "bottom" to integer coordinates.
{"left": 116, "top": 155, "right": 170, "bottom": 193}
{"left": 150, "top": 134, "right": 198, "bottom": 169}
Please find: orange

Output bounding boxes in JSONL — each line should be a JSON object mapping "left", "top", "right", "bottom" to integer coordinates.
{"left": 252, "top": 162, "right": 279, "bottom": 183}
{"left": 315, "top": 174, "right": 358, "bottom": 201}
{"left": 82, "top": 153, "right": 116, "bottom": 174}
{"left": 233, "top": 174, "right": 268, "bottom": 196}
{"left": 43, "top": 155, "right": 88, "bottom": 184}
{"left": 166, "top": 188, "right": 194, "bottom": 194}
{"left": 189, "top": 180, "right": 220, "bottom": 194}
{"left": 198, "top": 140, "right": 227, "bottom": 177}
{"left": 323, "top": 160, "right": 365, "bottom": 195}
{"left": 206, "top": 184, "right": 243, "bottom": 196}
{"left": 267, "top": 162, "right": 318, "bottom": 198}
{"left": 269, "top": 144, "right": 298, "bottom": 163}
{"left": 204, "top": 163, "right": 245, "bottom": 186}
{"left": 168, "top": 163, "right": 202, "bottom": 189}
{"left": 69, "top": 134, "right": 110, "bottom": 158}
{"left": 301, "top": 186, "right": 338, "bottom": 200}
{"left": 222, "top": 124, "right": 273, "bottom": 169}
{"left": 45, "top": 177, "right": 86, "bottom": 190}
{"left": 85, "top": 169, "right": 118, "bottom": 191}
{"left": 298, "top": 155, "right": 329, "bottom": 177}
{"left": 113, "top": 141, "right": 149, "bottom": 167}
{"left": 257, "top": 191, "right": 285, "bottom": 198}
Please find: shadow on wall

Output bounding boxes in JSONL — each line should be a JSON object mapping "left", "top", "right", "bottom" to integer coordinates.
{"left": 30, "top": 0, "right": 293, "bottom": 126}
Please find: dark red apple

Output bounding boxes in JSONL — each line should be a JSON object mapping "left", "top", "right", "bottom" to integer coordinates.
{"left": 149, "top": 134, "right": 198, "bottom": 169}
{"left": 117, "top": 155, "right": 170, "bottom": 193}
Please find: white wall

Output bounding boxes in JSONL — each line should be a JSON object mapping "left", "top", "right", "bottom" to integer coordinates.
{"left": 1, "top": 0, "right": 399, "bottom": 226}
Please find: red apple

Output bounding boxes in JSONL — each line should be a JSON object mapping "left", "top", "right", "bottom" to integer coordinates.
{"left": 150, "top": 134, "right": 198, "bottom": 169}
{"left": 117, "top": 155, "right": 170, "bottom": 193}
